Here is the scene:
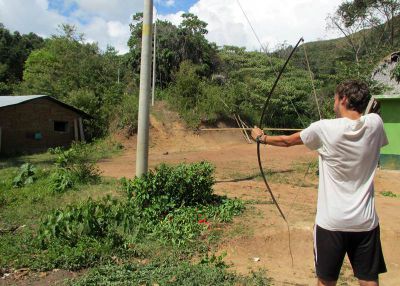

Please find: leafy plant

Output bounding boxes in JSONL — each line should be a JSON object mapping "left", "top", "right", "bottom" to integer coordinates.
{"left": 381, "top": 191, "right": 398, "bottom": 198}
{"left": 13, "top": 163, "right": 37, "bottom": 188}
{"left": 392, "top": 62, "right": 400, "bottom": 83}
{"left": 49, "top": 168, "right": 75, "bottom": 193}
{"left": 122, "top": 161, "right": 215, "bottom": 215}
{"left": 70, "top": 260, "right": 271, "bottom": 285}
{"left": 49, "top": 143, "right": 101, "bottom": 193}
{"left": 33, "top": 162, "right": 244, "bottom": 271}
{"left": 38, "top": 196, "right": 124, "bottom": 247}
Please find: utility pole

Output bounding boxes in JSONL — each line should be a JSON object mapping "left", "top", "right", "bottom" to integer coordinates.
{"left": 136, "top": 0, "right": 153, "bottom": 177}
{"left": 151, "top": 16, "right": 157, "bottom": 106}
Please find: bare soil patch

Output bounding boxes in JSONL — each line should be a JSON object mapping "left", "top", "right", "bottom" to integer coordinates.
{"left": 97, "top": 108, "right": 400, "bottom": 285}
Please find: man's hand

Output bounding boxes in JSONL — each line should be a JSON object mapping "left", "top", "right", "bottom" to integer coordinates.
{"left": 251, "top": 127, "right": 266, "bottom": 144}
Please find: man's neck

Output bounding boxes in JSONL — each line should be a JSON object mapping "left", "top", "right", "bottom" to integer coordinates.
{"left": 340, "top": 109, "right": 362, "bottom": 120}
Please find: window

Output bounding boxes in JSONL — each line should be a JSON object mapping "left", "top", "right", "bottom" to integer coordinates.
{"left": 54, "top": 121, "right": 68, "bottom": 132}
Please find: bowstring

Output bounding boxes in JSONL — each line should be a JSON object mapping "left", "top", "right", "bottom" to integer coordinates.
{"left": 286, "top": 45, "right": 322, "bottom": 219}
{"left": 236, "top": 0, "right": 324, "bottom": 269}
{"left": 236, "top": 0, "right": 307, "bottom": 129}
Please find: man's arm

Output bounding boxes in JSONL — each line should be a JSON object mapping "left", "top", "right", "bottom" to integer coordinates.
{"left": 251, "top": 128, "right": 303, "bottom": 147}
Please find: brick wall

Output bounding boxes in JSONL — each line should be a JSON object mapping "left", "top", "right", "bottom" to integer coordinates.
{"left": 0, "top": 98, "right": 82, "bottom": 155}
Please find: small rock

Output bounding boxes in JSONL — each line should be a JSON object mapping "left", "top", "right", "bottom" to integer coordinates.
{"left": 253, "top": 257, "right": 260, "bottom": 262}
{"left": 2, "top": 273, "right": 11, "bottom": 279}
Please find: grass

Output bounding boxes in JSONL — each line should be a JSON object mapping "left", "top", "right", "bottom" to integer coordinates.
{"left": 380, "top": 191, "right": 398, "bottom": 198}
{"left": 0, "top": 143, "right": 271, "bottom": 285}
{"left": 69, "top": 260, "right": 271, "bottom": 285}
{"left": 0, "top": 170, "right": 119, "bottom": 228}
{"left": 0, "top": 152, "right": 56, "bottom": 169}
{"left": 0, "top": 138, "right": 125, "bottom": 271}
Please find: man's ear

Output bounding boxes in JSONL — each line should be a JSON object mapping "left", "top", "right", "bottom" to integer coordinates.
{"left": 340, "top": 96, "right": 348, "bottom": 107}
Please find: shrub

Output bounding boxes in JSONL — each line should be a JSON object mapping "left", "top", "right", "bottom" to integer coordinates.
{"left": 35, "top": 162, "right": 244, "bottom": 270}
{"left": 13, "top": 163, "right": 37, "bottom": 188}
{"left": 49, "top": 143, "right": 101, "bottom": 193}
{"left": 49, "top": 168, "right": 75, "bottom": 193}
{"left": 38, "top": 196, "right": 123, "bottom": 247}
{"left": 122, "top": 161, "right": 215, "bottom": 216}
{"left": 153, "top": 207, "right": 206, "bottom": 246}
{"left": 392, "top": 62, "right": 400, "bottom": 82}
{"left": 114, "top": 93, "right": 139, "bottom": 136}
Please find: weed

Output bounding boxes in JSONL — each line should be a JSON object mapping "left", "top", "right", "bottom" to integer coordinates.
{"left": 49, "top": 168, "right": 75, "bottom": 193}
{"left": 12, "top": 163, "right": 37, "bottom": 188}
{"left": 38, "top": 196, "right": 124, "bottom": 247}
{"left": 1, "top": 161, "right": 246, "bottom": 274}
{"left": 70, "top": 260, "right": 271, "bottom": 285}
{"left": 381, "top": 191, "right": 398, "bottom": 198}
{"left": 49, "top": 143, "right": 101, "bottom": 193}
{"left": 122, "top": 161, "right": 215, "bottom": 214}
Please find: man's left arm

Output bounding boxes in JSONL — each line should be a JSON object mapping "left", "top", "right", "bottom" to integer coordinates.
{"left": 251, "top": 128, "right": 303, "bottom": 147}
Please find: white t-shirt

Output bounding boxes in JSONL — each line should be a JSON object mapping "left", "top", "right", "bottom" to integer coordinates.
{"left": 300, "top": 113, "right": 388, "bottom": 232}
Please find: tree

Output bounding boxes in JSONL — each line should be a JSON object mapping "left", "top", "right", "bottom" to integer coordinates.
{"left": 127, "top": 13, "right": 219, "bottom": 87}
{"left": 0, "top": 23, "right": 44, "bottom": 94}
{"left": 21, "top": 24, "right": 127, "bottom": 138}
{"left": 327, "top": 0, "right": 400, "bottom": 65}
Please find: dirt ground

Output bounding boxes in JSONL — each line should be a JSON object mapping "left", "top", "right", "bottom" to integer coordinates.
{"left": 96, "top": 109, "right": 400, "bottom": 286}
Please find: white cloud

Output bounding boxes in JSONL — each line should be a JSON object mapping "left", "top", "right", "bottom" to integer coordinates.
{"left": 0, "top": 0, "right": 345, "bottom": 54}
{"left": 186, "top": 0, "right": 344, "bottom": 50}
{"left": 0, "top": 0, "right": 141, "bottom": 54}
{"left": 75, "top": 0, "right": 142, "bottom": 22}
{"left": 165, "top": 0, "right": 175, "bottom": 7}
{"left": 158, "top": 10, "right": 184, "bottom": 25}
{"left": 0, "top": 0, "right": 67, "bottom": 36}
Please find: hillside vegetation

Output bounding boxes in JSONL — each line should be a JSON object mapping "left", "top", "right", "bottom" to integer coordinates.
{"left": 1, "top": 1, "right": 400, "bottom": 137}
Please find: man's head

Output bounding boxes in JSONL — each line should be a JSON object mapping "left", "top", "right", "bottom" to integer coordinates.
{"left": 334, "top": 80, "right": 371, "bottom": 118}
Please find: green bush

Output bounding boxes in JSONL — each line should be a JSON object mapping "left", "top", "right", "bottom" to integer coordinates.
{"left": 49, "top": 168, "right": 75, "bottom": 193}
{"left": 153, "top": 207, "right": 207, "bottom": 246}
{"left": 49, "top": 143, "right": 101, "bottom": 193}
{"left": 392, "top": 62, "right": 400, "bottom": 82}
{"left": 38, "top": 196, "right": 124, "bottom": 247}
{"left": 13, "top": 163, "right": 37, "bottom": 188}
{"left": 33, "top": 162, "right": 244, "bottom": 270}
{"left": 114, "top": 93, "right": 139, "bottom": 136}
{"left": 122, "top": 162, "right": 215, "bottom": 216}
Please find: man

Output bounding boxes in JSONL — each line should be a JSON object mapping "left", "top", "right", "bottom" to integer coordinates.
{"left": 251, "top": 80, "right": 388, "bottom": 286}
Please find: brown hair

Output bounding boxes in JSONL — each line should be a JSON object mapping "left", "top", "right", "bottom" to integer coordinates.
{"left": 335, "top": 80, "right": 371, "bottom": 113}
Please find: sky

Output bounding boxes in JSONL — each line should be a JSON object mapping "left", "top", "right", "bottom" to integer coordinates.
{"left": 0, "top": 0, "right": 344, "bottom": 54}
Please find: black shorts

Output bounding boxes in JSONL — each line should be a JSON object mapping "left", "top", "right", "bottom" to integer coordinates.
{"left": 314, "top": 224, "right": 387, "bottom": 281}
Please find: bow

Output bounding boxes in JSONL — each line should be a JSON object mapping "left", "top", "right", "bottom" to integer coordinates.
{"left": 257, "top": 37, "right": 304, "bottom": 222}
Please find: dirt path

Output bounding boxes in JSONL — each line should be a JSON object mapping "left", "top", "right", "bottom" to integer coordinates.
{"left": 98, "top": 108, "right": 400, "bottom": 285}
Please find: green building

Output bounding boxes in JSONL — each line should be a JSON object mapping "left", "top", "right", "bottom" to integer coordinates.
{"left": 375, "top": 94, "right": 400, "bottom": 170}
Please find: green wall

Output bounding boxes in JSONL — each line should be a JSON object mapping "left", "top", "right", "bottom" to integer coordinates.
{"left": 375, "top": 96, "right": 400, "bottom": 169}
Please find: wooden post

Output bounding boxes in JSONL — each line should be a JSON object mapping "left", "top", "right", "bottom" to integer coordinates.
{"left": 78, "top": 117, "right": 85, "bottom": 142}
{"left": 74, "top": 119, "right": 79, "bottom": 141}
{"left": 0, "top": 127, "right": 2, "bottom": 154}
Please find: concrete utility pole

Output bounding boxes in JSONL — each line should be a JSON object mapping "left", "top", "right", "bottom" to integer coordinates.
{"left": 151, "top": 17, "right": 157, "bottom": 106}
{"left": 136, "top": 0, "right": 153, "bottom": 177}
